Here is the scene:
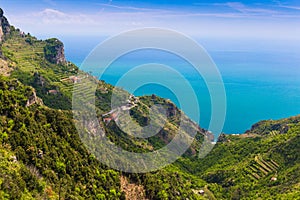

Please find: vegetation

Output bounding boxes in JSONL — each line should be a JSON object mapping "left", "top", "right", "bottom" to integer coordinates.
{"left": 174, "top": 118, "right": 300, "bottom": 199}
{"left": 44, "top": 38, "right": 65, "bottom": 64}
{"left": 0, "top": 9, "right": 299, "bottom": 199}
{"left": 0, "top": 76, "right": 124, "bottom": 199}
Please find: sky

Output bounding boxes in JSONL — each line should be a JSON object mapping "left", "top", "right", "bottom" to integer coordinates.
{"left": 1, "top": 0, "right": 300, "bottom": 41}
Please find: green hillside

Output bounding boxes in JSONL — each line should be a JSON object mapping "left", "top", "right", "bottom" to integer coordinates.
{"left": 1, "top": 8, "right": 299, "bottom": 199}
{"left": 176, "top": 117, "right": 300, "bottom": 199}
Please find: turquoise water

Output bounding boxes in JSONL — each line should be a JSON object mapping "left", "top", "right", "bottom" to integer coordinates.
{"left": 63, "top": 37, "right": 300, "bottom": 133}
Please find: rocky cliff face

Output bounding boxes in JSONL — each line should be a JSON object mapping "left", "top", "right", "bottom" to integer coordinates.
{"left": 25, "top": 86, "right": 43, "bottom": 107}
{"left": 44, "top": 38, "right": 66, "bottom": 64}
{"left": 0, "top": 8, "right": 11, "bottom": 42}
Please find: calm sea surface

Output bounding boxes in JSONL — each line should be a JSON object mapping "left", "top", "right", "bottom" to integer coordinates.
{"left": 62, "top": 36, "right": 300, "bottom": 133}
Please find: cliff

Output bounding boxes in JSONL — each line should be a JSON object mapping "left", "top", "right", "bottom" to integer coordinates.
{"left": 44, "top": 38, "right": 66, "bottom": 64}
{"left": 0, "top": 8, "right": 10, "bottom": 42}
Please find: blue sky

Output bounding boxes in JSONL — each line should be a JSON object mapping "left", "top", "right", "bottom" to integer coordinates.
{"left": 0, "top": 0, "right": 300, "bottom": 40}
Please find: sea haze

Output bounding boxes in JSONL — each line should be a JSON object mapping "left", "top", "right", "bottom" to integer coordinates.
{"left": 62, "top": 36, "right": 300, "bottom": 134}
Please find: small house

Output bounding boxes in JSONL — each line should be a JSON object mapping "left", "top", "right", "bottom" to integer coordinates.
{"left": 103, "top": 118, "right": 112, "bottom": 124}
{"left": 48, "top": 90, "right": 58, "bottom": 95}
{"left": 69, "top": 76, "right": 81, "bottom": 83}
{"left": 271, "top": 177, "right": 277, "bottom": 181}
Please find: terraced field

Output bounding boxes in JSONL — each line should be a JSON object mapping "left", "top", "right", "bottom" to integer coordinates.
{"left": 2, "top": 34, "right": 45, "bottom": 72}
{"left": 1, "top": 30, "right": 79, "bottom": 98}
{"left": 270, "top": 130, "right": 280, "bottom": 137}
{"left": 245, "top": 154, "right": 279, "bottom": 180}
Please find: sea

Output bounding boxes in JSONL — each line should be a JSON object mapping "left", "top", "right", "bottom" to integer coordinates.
{"left": 60, "top": 36, "right": 300, "bottom": 134}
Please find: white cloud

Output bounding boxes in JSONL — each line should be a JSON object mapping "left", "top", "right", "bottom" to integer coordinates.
{"left": 213, "top": 2, "right": 279, "bottom": 15}
{"left": 279, "top": 5, "right": 300, "bottom": 10}
{"left": 39, "top": 8, "right": 66, "bottom": 18}
{"left": 96, "top": 3, "right": 168, "bottom": 12}
{"left": 5, "top": 6, "right": 300, "bottom": 41}
{"left": 33, "top": 8, "right": 97, "bottom": 25}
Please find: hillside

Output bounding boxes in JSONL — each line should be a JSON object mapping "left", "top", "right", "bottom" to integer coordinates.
{"left": 176, "top": 116, "right": 300, "bottom": 199}
{"left": 1, "top": 8, "right": 300, "bottom": 199}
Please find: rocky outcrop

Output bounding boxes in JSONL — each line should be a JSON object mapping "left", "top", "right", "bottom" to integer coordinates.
{"left": 26, "top": 89, "right": 43, "bottom": 107}
{"left": 0, "top": 57, "right": 11, "bottom": 76}
{"left": 44, "top": 38, "right": 66, "bottom": 64}
{"left": 0, "top": 8, "right": 11, "bottom": 42}
{"left": 33, "top": 72, "right": 46, "bottom": 87}
{"left": 120, "top": 176, "right": 148, "bottom": 200}
{"left": 167, "top": 103, "right": 177, "bottom": 117}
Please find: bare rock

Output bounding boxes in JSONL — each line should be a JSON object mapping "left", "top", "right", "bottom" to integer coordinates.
{"left": 0, "top": 8, "right": 11, "bottom": 42}
{"left": 26, "top": 89, "right": 43, "bottom": 107}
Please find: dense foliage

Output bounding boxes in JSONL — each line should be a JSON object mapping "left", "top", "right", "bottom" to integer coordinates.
{"left": 0, "top": 77, "right": 124, "bottom": 199}
{"left": 44, "top": 38, "right": 65, "bottom": 64}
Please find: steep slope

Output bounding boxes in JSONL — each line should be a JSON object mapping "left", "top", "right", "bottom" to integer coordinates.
{"left": 176, "top": 116, "right": 300, "bottom": 199}
{"left": 0, "top": 8, "right": 10, "bottom": 42}
{"left": 0, "top": 76, "right": 124, "bottom": 199}
{"left": 0, "top": 9, "right": 208, "bottom": 199}
{"left": 0, "top": 144, "right": 48, "bottom": 199}
{"left": 0, "top": 14, "right": 210, "bottom": 156}
{"left": 0, "top": 8, "right": 299, "bottom": 200}
{"left": 0, "top": 8, "right": 12, "bottom": 76}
